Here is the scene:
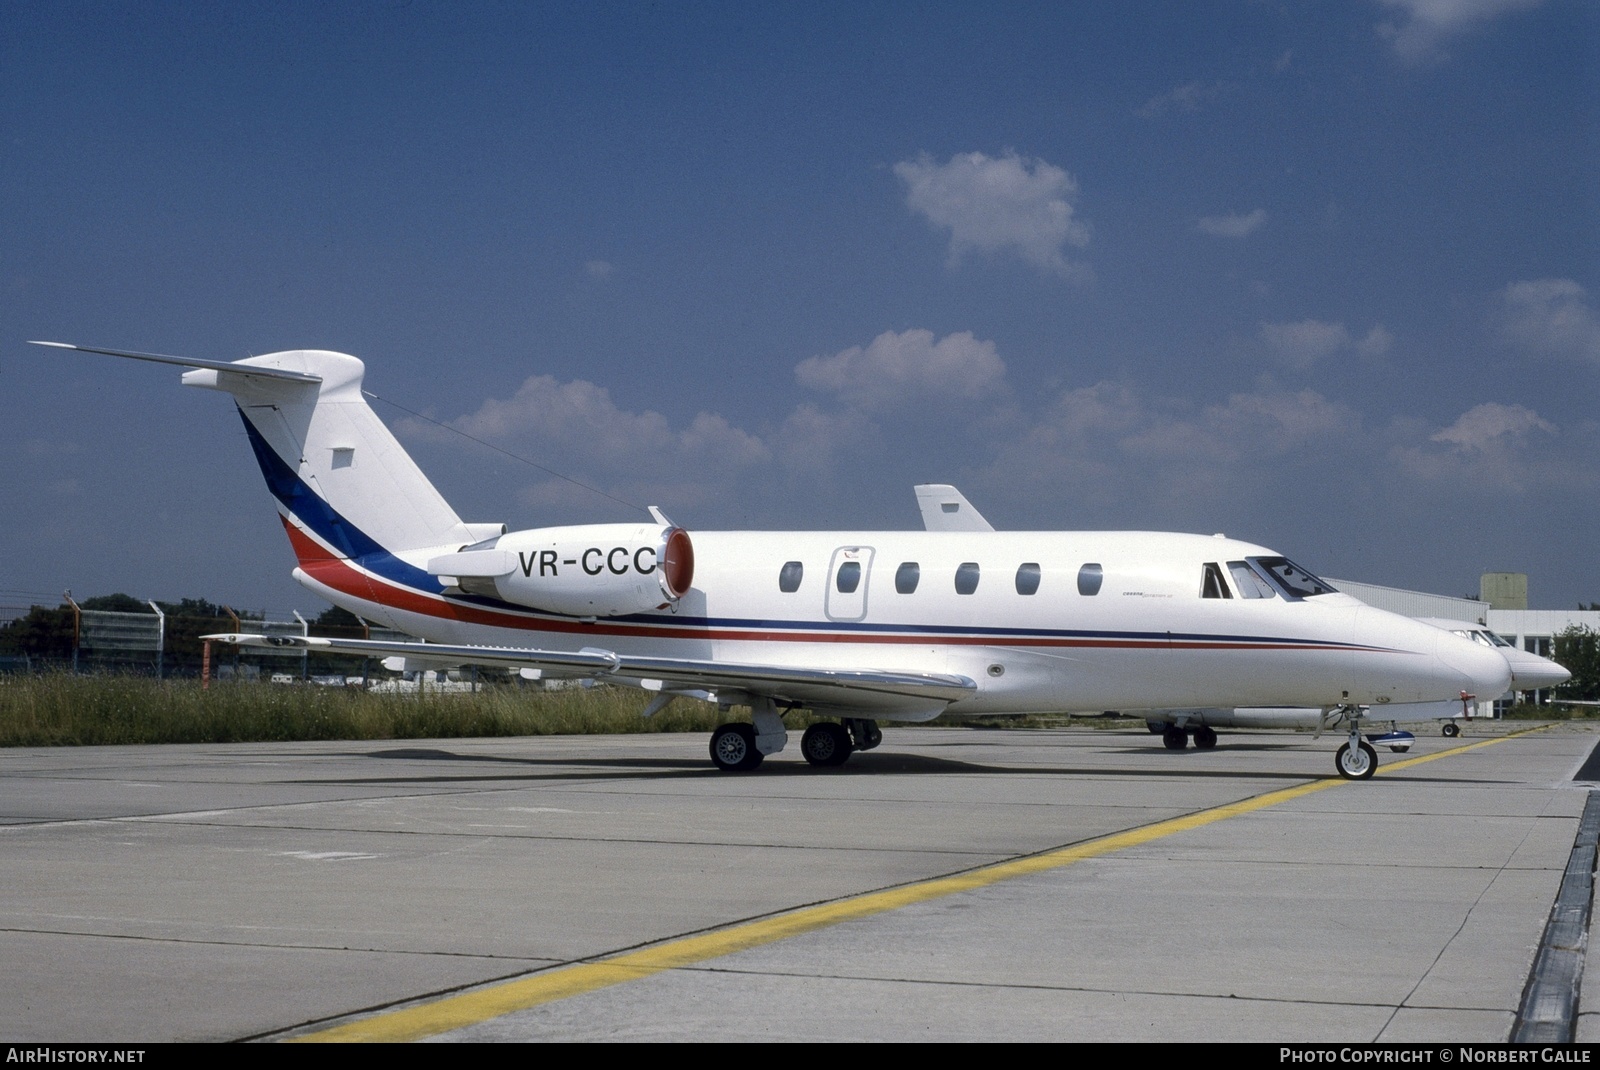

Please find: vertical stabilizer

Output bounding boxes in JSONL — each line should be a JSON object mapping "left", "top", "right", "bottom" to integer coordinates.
{"left": 181, "top": 350, "right": 474, "bottom": 558}
{"left": 913, "top": 484, "right": 996, "bottom": 532}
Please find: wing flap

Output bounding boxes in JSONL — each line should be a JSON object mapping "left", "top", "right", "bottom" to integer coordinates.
{"left": 204, "top": 633, "right": 977, "bottom": 714}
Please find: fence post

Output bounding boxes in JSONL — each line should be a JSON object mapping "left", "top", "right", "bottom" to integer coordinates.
{"left": 293, "top": 611, "right": 309, "bottom": 681}
{"left": 64, "top": 591, "right": 80, "bottom": 674}
{"left": 147, "top": 601, "right": 165, "bottom": 680}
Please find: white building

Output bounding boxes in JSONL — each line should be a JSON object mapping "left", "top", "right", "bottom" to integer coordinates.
{"left": 1327, "top": 575, "right": 1599, "bottom": 707}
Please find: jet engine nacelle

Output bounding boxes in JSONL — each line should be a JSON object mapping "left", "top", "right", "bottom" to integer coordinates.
{"left": 426, "top": 523, "right": 695, "bottom": 617}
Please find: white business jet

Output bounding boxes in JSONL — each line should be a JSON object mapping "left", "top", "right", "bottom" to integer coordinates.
{"left": 1136, "top": 618, "right": 1569, "bottom": 748}
{"left": 32, "top": 343, "right": 1514, "bottom": 779}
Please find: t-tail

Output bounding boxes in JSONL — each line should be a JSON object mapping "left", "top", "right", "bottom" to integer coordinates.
{"left": 30, "top": 343, "right": 501, "bottom": 627}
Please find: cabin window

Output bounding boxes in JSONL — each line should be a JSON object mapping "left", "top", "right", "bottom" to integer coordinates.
{"left": 1077, "top": 563, "right": 1103, "bottom": 596}
{"left": 1201, "top": 562, "right": 1232, "bottom": 599}
{"left": 895, "top": 562, "right": 920, "bottom": 594}
{"left": 955, "top": 562, "right": 980, "bottom": 595}
{"left": 1228, "top": 561, "right": 1275, "bottom": 599}
{"left": 778, "top": 561, "right": 803, "bottom": 593}
{"left": 1015, "top": 562, "right": 1041, "bottom": 595}
{"left": 836, "top": 561, "right": 862, "bottom": 594}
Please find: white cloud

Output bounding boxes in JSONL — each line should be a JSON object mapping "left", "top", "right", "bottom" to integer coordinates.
{"left": 1392, "top": 401, "right": 1581, "bottom": 495}
{"left": 794, "top": 329, "right": 1007, "bottom": 411}
{"left": 583, "top": 260, "right": 614, "bottom": 280}
{"left": 1136, "top": 81, "right": 1224, "bottom": 118}
{"left": 1197, "top": 209, "right": 1267, "bottom": 238}
{"left": 1260, "top": 320, "right": 1352, "bottom": 370}
{"left": 1376, "top": 0, "right": 1542, "bottom": 65}
{"left": 411, "top": 374, "right": 769, "bottom": 490}
{"left": 1356, "top": 325, "right": 1394, "bottom": 358}
{"left": 1122, "top": 389, "right": 1352, "bottom": 464}
{"left": 1260, "top": 319, "right": 1393, "bottom": 369}
{"left": 894, "top": 150, "right": 1090, "bottom": 279}
{"left": 1500, "top": 278, "right": 1600, "bottom": 365}
{"left": 1430, "top": 402, "right": 1555, "bottom": 451}
{"left": 400, "top": 327, "right": 1595, "bottom": 537}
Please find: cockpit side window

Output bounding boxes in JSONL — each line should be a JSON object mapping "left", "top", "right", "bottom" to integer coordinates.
{"left": 1247, "top": 557, "right": 1337, "bottom": 600}
{"left": 1228, "top": 561, "right": 1277, "bottom": 599}
{"left": 778, "top": 561, "right": 803, "bottom": 593}
{"left": 1201, "top": 562, "right": 1231, "bottom": 599}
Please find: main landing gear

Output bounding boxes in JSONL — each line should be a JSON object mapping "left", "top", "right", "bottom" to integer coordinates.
{"left": 708, "top": 704, "right": 881, "bottom": 772}
{"left": 1156, "top": 723, "right": 1218, "bottom": 750}
{"left": 709, "top": 722, "right": 763, "bottom": 772}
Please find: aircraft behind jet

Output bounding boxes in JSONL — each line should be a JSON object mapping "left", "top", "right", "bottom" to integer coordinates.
{"left": 31, "top": 342, "right": 1514, "bottom": 779}
{"left": 1138, "top": 618, "right": 1570, "bottom": 748}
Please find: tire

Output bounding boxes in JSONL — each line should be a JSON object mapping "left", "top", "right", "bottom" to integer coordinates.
{"left": 801, "top": 722, "right": 852, "bottom": 767}
{"left": 710, "top": 723, "right": 763, "bottom": 772}
{"left": 1162, "top": 726, "right": 1188, "bottom": 750}
{"left": 1146, "top": 721, "right": 1166, "bottom": 735}
{"left": 1335, "top": 740, "right": 1378, "bottom": 780}
{"left": 1442, "top": 722, "right": 1460, "bottom": 738}
{"left": 1193, "top": 726, "right": 1218, "bottom": 750}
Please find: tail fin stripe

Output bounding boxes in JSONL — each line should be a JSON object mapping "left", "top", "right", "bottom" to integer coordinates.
{"left": 240, "top": 409, "right": 444, "bottom": 594}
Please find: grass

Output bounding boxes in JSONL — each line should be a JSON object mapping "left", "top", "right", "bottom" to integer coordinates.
{"left": 1501, "top": 700, "right": 1600, "bottom": 720}
{"left": 0, "top": 674, "right": 735, "bottom": 747}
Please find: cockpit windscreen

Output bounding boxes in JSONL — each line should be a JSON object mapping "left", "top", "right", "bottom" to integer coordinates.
{"left": 1247, "top": 557, "right": 1338, "bottom": 600}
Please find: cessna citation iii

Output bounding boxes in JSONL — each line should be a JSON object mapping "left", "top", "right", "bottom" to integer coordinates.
{"left": 32, "top": 342, "right": 1514, "bottom": 779}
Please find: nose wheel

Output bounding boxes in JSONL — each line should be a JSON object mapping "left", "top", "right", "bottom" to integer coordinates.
{"left": 1335, "top": 739, "right": 1378, "bottom": 780}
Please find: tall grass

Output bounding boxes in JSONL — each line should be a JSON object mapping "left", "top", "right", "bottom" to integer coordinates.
{"left": 0, "top": 675, "right": 730, "bottom": 747}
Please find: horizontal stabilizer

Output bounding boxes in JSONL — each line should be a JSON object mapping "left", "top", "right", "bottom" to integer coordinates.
{"left": 29, "top": 341, "right": 323, "bottom": 384}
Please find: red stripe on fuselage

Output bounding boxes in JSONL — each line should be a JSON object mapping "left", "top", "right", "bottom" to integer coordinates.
{"left": 280, "top": 521, "right": 1378, "bottom": 654}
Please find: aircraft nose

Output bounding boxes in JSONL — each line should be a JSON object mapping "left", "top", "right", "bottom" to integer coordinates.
{"left": 1433, "top": 629, "right": 1513, "bottom": 700}
{"left": 1512, "top": 658, "right": 1571, "bottom": 691}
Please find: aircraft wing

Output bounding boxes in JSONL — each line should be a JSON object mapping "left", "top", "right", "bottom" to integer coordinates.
{"left": 204, "top": 633, "right": 977, "bottom": 716}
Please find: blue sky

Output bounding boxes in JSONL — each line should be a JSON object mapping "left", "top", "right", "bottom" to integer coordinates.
{"left": 3, "top": 1, "right": 1596, "bottom": 614}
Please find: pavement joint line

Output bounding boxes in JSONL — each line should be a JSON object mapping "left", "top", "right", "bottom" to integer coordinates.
{"left": 0, "top": 923, "right": 567, "bottom": 959}
{"left": 290, "top": 729, "right": 1534, "bottom": 1043}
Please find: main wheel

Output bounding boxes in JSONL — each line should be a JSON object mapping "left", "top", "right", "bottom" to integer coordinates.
{"left": 710, "top": 723, "right": 763, "bottom": 772}
{"left": 801, "top": 722, "right": 853, "bottom": 767}
{"left": 1146, "top": 721, "right": 1166, "bottom": 735}
{"left": 1193, "top": 726, "right": 1218, "bottom": 750}
{"left": 1162, "top": 726, "right": 1188, "bottom": 750}
{"left": 1335, "top": 740, "right": 1378, "bottom": 780}
{"left": 1442, "top": 722, "right": 1460, "bottom": 738}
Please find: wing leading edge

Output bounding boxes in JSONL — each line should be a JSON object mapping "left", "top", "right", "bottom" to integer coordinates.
{"left": 204, "top": 632, "right": 977, "bottom": 717}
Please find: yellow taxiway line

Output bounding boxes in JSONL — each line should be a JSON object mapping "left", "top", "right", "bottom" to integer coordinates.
{"left": 293, "top": 729, "right": 1538, "bottom": 1042}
